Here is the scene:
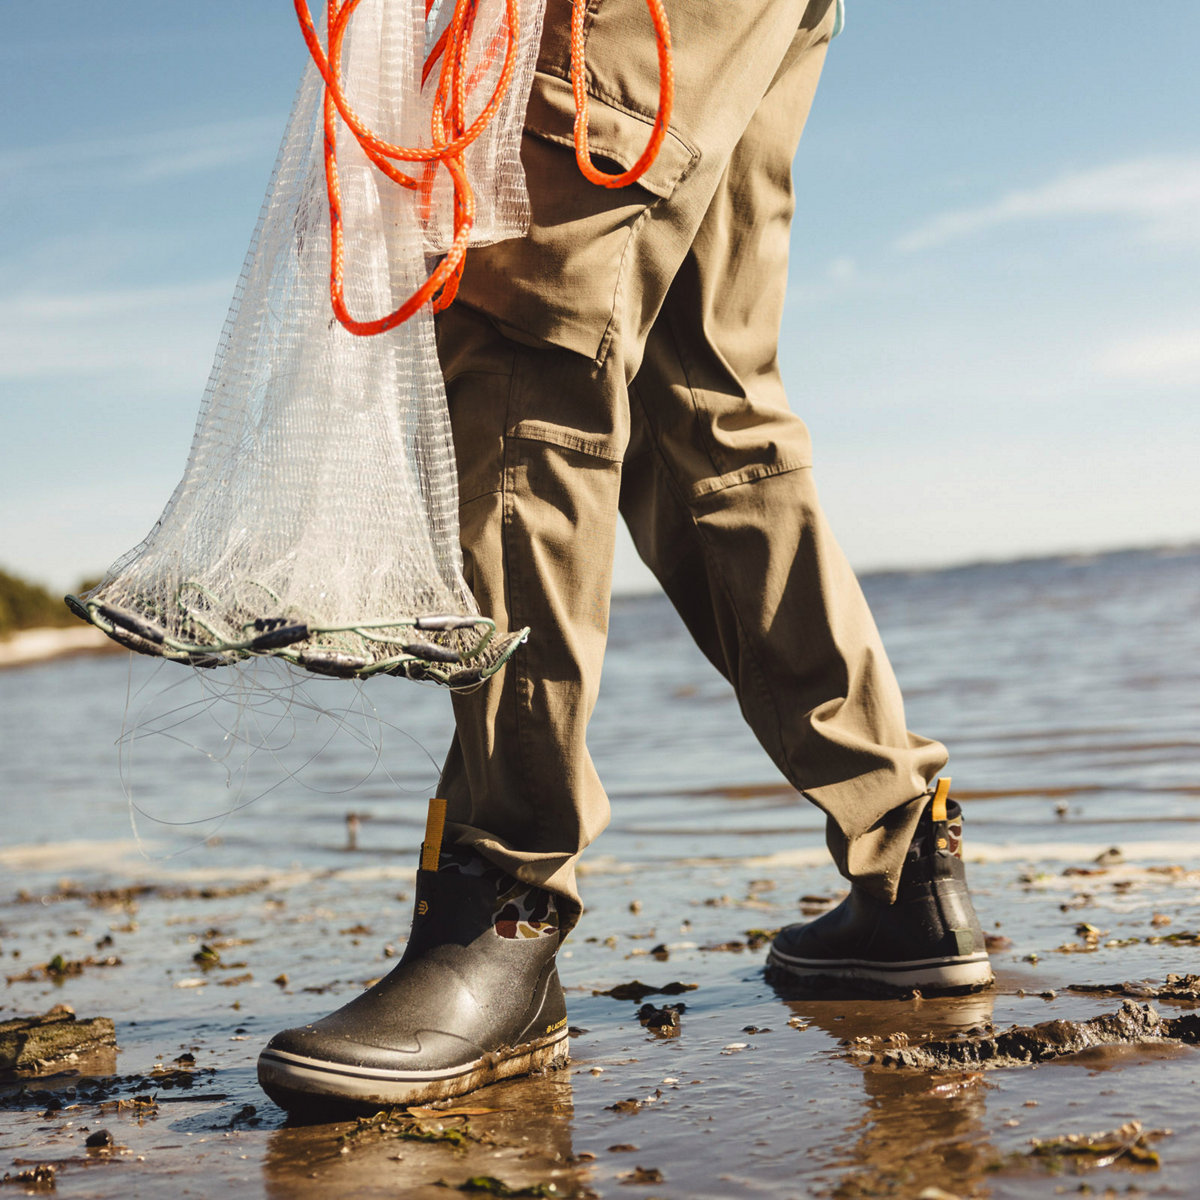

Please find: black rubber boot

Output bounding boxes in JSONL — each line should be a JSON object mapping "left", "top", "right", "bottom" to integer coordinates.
{"left": 257, "top": 868, "right": 569, "bottom": 1113}
{"left": 767, "top": 784, "right": 993, "bottom": 996}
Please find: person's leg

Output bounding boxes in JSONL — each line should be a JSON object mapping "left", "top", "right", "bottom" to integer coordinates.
{"left": 619, "top": 23, "right": 943, "bottom": 904}
{"left": 436, "top": 0, "right": 845, "bottom": 917}
{"left": 619, "top": 24, "right": 990, "bottom": 991}
{"left": 435, "top": 305, "right": 631, "bottom": 934}
{"left": 261, "top": 0, "right": 841, "bottom": 1112}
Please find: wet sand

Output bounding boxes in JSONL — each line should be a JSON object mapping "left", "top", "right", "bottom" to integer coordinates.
{"left": 5, "top": 549, "right": 1199, "bottom": 1196}
{"left": 5, "top": 834, "right": 1200, "bottom": 1199}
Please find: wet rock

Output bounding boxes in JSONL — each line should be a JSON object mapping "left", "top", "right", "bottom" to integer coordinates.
{"left": 636, "top": 1003, "right": 683, "bottom": 1035}
{"left": 850, "top": 1000, "right": 1200, "bottom": 1070}
{"left": 5, "top": 955, "right": 122, "bottom": 984}
{"left": 1069, "top": 973, "right": 1200, "bottom": 1001}
{"left": 605, "top": 1091, "right": 662, "bottom": 1115}
{"left": 1147, "top": 929, "right": 1200, "bottom": 946}
{"left": 592, "top": 980, "right": 697, "bottom": 1002}
{"left": 0, "top": 1163, "right": 55, "bottom": 1190}
{"left": 445, "top": 1177, "right": 559, "bottom": 1196}
{"left": 192, "top": 944, "right": 222, "bottom": 968}
{"left": 0, "top": 1009, "right": 116, "bottom": 1072}
{"left": 619, "top": 1165, "right": 663, "bottom": 1184}
{"left": 84, "top": 1128, "right": 113, "bottom": 1148}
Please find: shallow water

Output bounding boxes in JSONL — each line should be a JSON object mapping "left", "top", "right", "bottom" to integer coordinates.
{"left": 2, "top": 545, "right": 1200, "bottom": 1197}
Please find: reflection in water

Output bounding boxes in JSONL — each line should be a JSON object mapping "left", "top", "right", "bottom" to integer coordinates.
{"left": 792, "top": 992, "right": 998, "bottom": 1198}
{"left": 260, "top": 1071, "right": 584, "bottom": 1199}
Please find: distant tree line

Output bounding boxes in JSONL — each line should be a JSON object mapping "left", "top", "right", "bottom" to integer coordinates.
{"left": 0, "top": 569, "right": 96, "bottom": 637}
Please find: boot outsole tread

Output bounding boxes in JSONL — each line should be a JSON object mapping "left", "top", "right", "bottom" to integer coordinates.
{"left": 258, "top": 1029, "right": 570, "bottom": 1113}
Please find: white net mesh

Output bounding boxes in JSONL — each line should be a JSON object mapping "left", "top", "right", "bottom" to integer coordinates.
{"left": 71, "top": 0, "right": 546, "bottom": 685}
{"left": 419, "top": 0, "right": 547, "bottom": 250}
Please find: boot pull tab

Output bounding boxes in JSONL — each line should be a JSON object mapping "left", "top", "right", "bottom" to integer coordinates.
{"left": 931, "top": 777, "right": 951, "bottom": 825}
{"left": 420, "top": 797, "right": 448, "bottom": 873}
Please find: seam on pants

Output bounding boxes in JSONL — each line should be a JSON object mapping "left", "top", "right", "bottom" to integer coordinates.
{"left": 665, "top": 295, "right": 725, "bottom": 479}
{"left": 686, "top": 457, "right": 812, "bottom": 502}
{"left": 499, "top": 366, "right": 539, "bottom": 843}
{"left": 592, "top": 199, "right": 660, "bottom": 368}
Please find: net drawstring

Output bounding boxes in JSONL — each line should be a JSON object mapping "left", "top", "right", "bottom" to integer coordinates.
{"left": 296, "top": 0, "right": 674, "bottom": 336}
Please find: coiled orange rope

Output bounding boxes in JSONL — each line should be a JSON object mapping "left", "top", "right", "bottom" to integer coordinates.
{"left": 296, "top": 0, "right": 673, "bottom": 336}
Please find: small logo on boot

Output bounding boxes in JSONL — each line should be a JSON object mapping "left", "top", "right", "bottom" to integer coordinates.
{"left": 417, "top": 900, "right": 429, "bottom": 916}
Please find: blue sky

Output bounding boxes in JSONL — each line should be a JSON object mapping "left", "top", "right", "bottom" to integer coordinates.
{"left": 3, "top": 3, "right": 1198, "bottom": 593}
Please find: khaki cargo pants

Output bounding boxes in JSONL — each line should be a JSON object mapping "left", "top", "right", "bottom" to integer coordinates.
{"left": 435, "top": 0, "right": 947, "bottom": 927}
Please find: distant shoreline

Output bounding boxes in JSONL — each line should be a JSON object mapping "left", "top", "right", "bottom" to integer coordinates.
{"left": 0, "top": 625, "right": 124, "bottom": 670}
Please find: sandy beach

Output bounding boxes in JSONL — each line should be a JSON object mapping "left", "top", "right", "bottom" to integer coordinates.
{"left": 0, "top": 626, "right": 120, "bottom": 671}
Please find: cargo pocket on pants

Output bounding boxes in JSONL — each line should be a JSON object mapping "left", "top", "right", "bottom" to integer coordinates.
{"left": 453, "top": 70, "right": 698, "bottom": 365}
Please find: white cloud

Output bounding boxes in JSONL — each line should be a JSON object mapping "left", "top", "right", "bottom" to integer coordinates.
{"left": 0, "top": 118, "right": 280, "bottom": 192}
{"left": 826, "top": 256, "right": 857, "bottom": 284}
{"left": 0, "top": 281, "right": 230, "bottom": 382}
{"left": 1096, "top": 325, "right": 1200, "bottom": 388}
{"left": 897, "top": 155, "right": 1200, "bottom": 252}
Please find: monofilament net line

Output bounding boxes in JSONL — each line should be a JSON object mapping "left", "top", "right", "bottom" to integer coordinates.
{"left": 68, "top": 0, "right": 549, "bottom": 685}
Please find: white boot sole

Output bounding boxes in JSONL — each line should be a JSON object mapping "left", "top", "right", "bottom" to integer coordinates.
{"left": 767, "top": 946, "right": 993, "bottom": 994}
{"left": 257, "top": 1028, "right": 570, "bottom": 1111}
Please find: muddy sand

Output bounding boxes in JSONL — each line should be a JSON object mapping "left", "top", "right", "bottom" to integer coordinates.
{"left": 5, "top": 551, "right": 1200, "bottom": 1196}
{"left": 4, "top": 836, "right": 1200, "bottom": 1199}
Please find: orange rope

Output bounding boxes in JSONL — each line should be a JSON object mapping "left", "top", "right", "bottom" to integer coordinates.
{"left": 295, "top": 0, "right": 674, "bottom": 336}
{"left": 571, "top": 0, "right": 673, "bottom": 188}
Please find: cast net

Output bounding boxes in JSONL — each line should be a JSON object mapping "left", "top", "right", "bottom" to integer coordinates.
{"left": 67, "top": 0, "right": 547, "bottom": 685}
{"left": 68, "top": 0, "right": 673, "bottom": 686}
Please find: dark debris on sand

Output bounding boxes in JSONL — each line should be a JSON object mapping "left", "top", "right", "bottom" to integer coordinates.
{"left": 13, "top": 879, "right": 273, "bottom": 909}
{"left": 591, "top": 981, "right": 697, "bottom": 1002}
{"left": 1, "top": 1062, "right": 218, "bottom": 1112}
{"left": 1028, "top": 1119, "right": 1168, "bottom": 1169}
